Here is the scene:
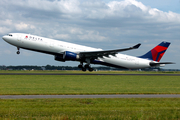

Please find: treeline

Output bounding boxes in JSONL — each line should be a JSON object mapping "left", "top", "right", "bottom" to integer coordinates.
{"left": 0, "top": 65, "right": 179, "bottom": 71}
{"left": 0, "top": 65, "right": 116, "bottom": 71}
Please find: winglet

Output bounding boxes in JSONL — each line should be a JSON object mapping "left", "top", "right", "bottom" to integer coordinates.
{"left": 133, "top": 43, "right": 141, "bottom": 49}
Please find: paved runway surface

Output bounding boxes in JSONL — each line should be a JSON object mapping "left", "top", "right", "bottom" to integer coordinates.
{"left": 0, "top": 73, "right": 180, "bottom": 76}
{"left": 1, "top": 95, "right": 180, "bottom": 99}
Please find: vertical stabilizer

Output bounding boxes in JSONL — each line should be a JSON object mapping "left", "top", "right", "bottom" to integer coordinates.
{"left": 139, "top": 41, "right": 170, "bottom": 62}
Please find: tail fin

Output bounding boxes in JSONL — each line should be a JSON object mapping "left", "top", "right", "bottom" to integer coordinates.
{"left": 139, "top": 41, "right": 170, "bottom": 62}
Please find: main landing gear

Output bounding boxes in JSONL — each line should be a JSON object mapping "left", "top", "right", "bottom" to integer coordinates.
{"left": 17, "top": 47, "right": 20, "bottom": 54}
{"left": 78, "top": 62, "right": 94, "bottom": 72}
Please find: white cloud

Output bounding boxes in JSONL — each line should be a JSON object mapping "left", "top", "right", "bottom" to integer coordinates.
{"left": 69, "top": 28, "right": 83, "bottom": 34}
{"left": 0, "top": 27, "right": 11, "bottom": 34}
{"left": 15, "top": 22, "right": 29, "bottom": 31}
{"left": 15, "top": 22, "right": 35, "bottom": 31}
{"left": 2, "top": 19, "right": 12, "bottom": 26}
{"left": 77, "top": 30, "right": 108, "bottom": 42}
{"left": 54, "top": 34, "right": 71, "bottom": 40}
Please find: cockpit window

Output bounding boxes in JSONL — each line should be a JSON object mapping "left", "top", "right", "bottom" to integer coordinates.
{"left": 8, "top": 34, "right": 13, "bottom": 37}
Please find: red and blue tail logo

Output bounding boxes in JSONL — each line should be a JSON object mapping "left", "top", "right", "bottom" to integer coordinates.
{"left": 139, "top": 41, "right": 170, "bottom": 62}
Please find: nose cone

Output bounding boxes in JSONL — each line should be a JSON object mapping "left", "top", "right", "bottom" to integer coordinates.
{"left": 2, "top": 34, "right": 17, "bottom": 46}
{"left": 2, "top": 34, "right": 12, "bottom": 43}
{"left": 2, "top": 35, "right": 7, "bottom": 41}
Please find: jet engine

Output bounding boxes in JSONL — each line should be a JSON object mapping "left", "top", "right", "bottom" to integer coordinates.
{"left": 55, "top": 51, "right": 80, "bottom": 62}
{"left": 54, "top": 55, "right": 65, "bottom": 62}
{"left": 63, "top": 51, "right": 80, "bottom": 60}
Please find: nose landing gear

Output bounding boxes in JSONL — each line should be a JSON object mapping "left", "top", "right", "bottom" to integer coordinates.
{"left": 17, "top": 47, "right": 20, "bottom": 54}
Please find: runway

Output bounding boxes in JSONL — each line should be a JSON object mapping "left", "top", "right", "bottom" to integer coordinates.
{"left": 1, "top": 94, "right": 180, "bottom": 99}
{"left": 0, "top": 73, "right": 180, "bottom": 76}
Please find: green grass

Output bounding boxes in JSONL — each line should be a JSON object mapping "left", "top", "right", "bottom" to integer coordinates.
{"left": 0, "top": 98, "right": 180, "bottom": 119}
{"left": 0, "top": 71, "right": 180, "bottom": 119}
{"left": 0, "top": 74, "right": 180, "bottom": 95}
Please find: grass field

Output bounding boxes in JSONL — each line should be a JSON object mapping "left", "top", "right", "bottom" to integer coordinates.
{"left": 0, "top": 71, "right": 180, "bottom": 95}
{"left": 0, "top": 70, "right": 180, "bottom": 119}
{"left": 0, "top": 98, "right": 180, "bottom": 119}
{"left": 0, "top": 70, "right": 179, "bottom": 74}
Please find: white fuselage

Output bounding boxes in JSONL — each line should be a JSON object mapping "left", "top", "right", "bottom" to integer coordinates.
{"left": 3, "top": 33, "right": 152, "bottom": 69}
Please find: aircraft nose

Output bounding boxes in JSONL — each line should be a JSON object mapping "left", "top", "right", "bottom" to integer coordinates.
{"left": 2, "top": 35, "right": 10, "bottom": 42}
{"left": 2, "top": 35, "right": 6, "bottom": 41}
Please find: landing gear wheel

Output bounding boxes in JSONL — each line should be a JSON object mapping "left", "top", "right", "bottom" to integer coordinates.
{"left": 78, "top": 62, "right": 93, "bottom": 72}
{"left": 88, "top": 68, "right": 94, "bottom": 72}
{"left": 17, "top": 51, "right": 20, "bottom": 54}
{"left": 78, "top": 64, "right": 83, "bottom": 68}
{"left": 84, "top": 64, "right": 90, "bottom": 68}
{"left": 82, "top": 67, "right": 86, "bottom": 72}
{"left": 84, "top": 64, "right": 93, "bottom": 72}
{"left": 17, "top": 47, "right": 20, "bottom": 54}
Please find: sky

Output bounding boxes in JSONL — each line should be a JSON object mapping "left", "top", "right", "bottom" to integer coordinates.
{"left": 0, "top": 0, "right": 180, "bottom": 69}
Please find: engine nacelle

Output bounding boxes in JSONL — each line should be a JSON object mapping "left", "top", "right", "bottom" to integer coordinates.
{"left": 63, "top": 51, "right": 80, "bottom": 61}
{"left": 54, "top": 55, "right": 65, "bottom": 62}
{"left": 55, "top": 51, "right": 80, "bottom": 62}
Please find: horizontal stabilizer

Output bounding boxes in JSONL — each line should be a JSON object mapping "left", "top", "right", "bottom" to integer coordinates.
{"left": 149, "top": 62, "right": 175, "bottom": 67}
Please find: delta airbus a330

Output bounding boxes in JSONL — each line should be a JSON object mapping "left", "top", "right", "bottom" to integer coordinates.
{"left": 2, "top": 33, "right": 173, "bottom": 71}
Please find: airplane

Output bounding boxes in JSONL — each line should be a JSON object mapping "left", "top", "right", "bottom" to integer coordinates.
{"left": 2, "top": 33, "right": 174, "bottom": 71}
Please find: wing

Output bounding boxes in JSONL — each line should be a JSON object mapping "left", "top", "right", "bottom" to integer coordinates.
{"left": 79, "top": 43, "right": 141, "bottom": 59}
